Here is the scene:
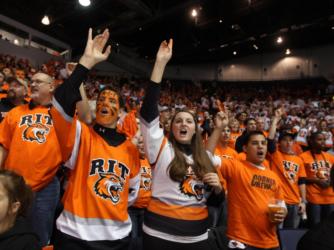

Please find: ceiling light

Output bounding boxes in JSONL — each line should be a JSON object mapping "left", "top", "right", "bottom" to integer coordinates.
{"left": 219, "top": 19, "right": 223, "bottom": 23}
{"left": 332, "top": 26, "right": 334, "bottom": 30}
{"left": 41, "top": 15, "right": 50, "bottom": 25}
{"left": 285, "top": 48, "right": 291, "bottom": 55}
{"left": 233, "top": 51, "right": 237, "bottom": 55}
{"left": 79, "top": 0, "right": 91, "bottom": 7}
{"left": 253, "top": 44, "right": 259, "bottom": 50}
{"left": 277, "top": 36, "right": 283, "bottom": 44}
{"left": 13, "top": 39, "right": 19, "bottom": 45}
{"left": 191, "top": 9, "right": 198, "bottom": 17}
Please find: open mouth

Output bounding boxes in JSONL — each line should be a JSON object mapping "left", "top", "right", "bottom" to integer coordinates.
{"left": 180, "top": 129, "right": 187, "bottom": 136}
{"left": 100, "top": 107, "right": 109, "bottom": 115}
{"left": 257, "top": 151, "right": 265, "bottom": 157}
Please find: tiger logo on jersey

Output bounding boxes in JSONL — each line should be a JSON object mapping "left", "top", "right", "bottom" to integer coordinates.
{"left": 94, "top": 173, "right": 124, "bottom": 204}
{"left": 140, "top": 166, "right": 151, "bottom": 191}
{"left": 22, "top": 123, "right": 50, "bottom": 144}
{"left": 141, "top": 173, "right": 151, "bottom": 191}
{"left": 180, "top": 175, "right": 205, "bottom": 201}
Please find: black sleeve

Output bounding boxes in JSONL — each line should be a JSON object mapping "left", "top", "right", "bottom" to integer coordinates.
{"left": 54, "top": 64, "right": 90, "bottom": 117}
{"left": 140, "top": 81, "right": 160, "bottom": 123}
{"left": 298, "top": 177, "right": 307, "bottom": 185}
{"left": 267, "top": 139, "right": 276, "bottom": 154}
{"left": 206, "top": 190, "right": 225, "bottom": 207}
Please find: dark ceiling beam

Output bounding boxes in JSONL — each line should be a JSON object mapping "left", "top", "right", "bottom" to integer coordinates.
{"left": 115, "top": 0, "right": 154, "bottom": 17}
{"left": 102, "top": 0, "right": 201, "bottom": 37}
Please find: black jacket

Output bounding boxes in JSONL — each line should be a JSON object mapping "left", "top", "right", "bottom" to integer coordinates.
{"left": 0, "top": 217, "right": 40, "bottom": 250}
{"left": 297, "top": 212, "right": 334, "bottom": 250}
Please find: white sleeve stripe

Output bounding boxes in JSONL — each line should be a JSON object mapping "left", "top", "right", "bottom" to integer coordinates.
{"left": 139, "top": 116, "right": 160, "bottom": 129}
{"left": 52, "top": 97, "right": 73, "bottom": 123}
{"left": 63, "top": 120, "right": 82, "bottom": 170}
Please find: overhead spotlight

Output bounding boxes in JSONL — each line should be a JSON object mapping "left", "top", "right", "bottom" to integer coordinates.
{"left": 233, "top": 51, "right": 237, "bottom": 55}
{"left": 332, "top": 26, "right": 334, "bottom": 30}
{"left": 191, "top": 9, "right": 198, "bottom": 17}
{"left": 285, "top": 48, "right": 291, "bottom": 55}
{"left": 253, "top": 44, "right": 259, "bottom": 50}
{"left": 41, "top": 15, "right": 50, "bottom": 25}
{"left": 277, "top": 36, "right": 283, "bottom": 44}
{"left": 79, "top": 0, "right": 91, "bottom": 7}
{"left": 138, "top": 27, "right": 142, "bottom": 31}
{"left": 219, "top": 19, "right": 223, "bottom": 23}
{"left": 13, "top": 39, "right": 19, "bottom": 45}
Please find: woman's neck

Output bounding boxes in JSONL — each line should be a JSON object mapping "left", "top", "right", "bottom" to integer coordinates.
{"left": 176, "top": 142, "right": 192, "bottom": 155}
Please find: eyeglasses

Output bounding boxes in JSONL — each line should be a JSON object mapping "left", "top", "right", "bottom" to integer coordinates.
{"left": 31, "top": 79, "right": 51, "bottom": 86}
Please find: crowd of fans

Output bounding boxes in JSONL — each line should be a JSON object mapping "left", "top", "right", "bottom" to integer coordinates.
{"left": 0, "top": 33, "right": 333, "bottom": 250}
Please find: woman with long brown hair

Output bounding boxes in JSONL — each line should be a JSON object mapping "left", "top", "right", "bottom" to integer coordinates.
{"left": 139, "top": 39, "right": 227, "bottom": 250}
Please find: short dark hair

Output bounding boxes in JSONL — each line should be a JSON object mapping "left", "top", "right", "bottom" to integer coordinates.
{"left": 243, "top": 131, "right": 266, "bottom": 146}
{"left": 0, "top": 170, "right": 33, "bottom": 217}
{"left": 244, "top": 118, "right": 256, "bottom": 126}
{"left": 307, "top": 132, "right": 323, "bottom": 149}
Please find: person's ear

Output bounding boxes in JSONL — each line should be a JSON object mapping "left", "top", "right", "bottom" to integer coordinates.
{"left": 9, "top": 201, "right": 21, "bottom": 215}
{"left": 242, "top": 145, "right": 247, "bottom": 153}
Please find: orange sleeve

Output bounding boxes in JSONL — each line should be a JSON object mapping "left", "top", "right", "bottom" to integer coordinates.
{"left": 298, "top": 161, "right": 307, "bottom": 179}
{"left": 120, "top": 112, "right": 138, "bottom": 138}
{"left": 219, "top": 159, "right": 237, "bottom": 181}
{"left": 50, "top": 107, "right": 77, "bottom": 162}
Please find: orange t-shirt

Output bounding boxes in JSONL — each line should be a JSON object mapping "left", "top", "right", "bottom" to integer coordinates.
{"left": 214, "top": 145, "right": 238, "bottom": 190}
{"left": 214, "top": 144, "right": 238, "bottom": 160}
{"left": 119, "top": 109, "right": 138, "bottom": 138}
{"left": 133, "top": 157, "right": 152, "bottom": 208}
{"left": 220, "top": 159, "right": 283, "bottom": 248}
{"left": 299, "top": 151, "right": 334, "bottom": 204}
{"left": 269, "top": 151, "right": 306, "bottom": 204}
{"left": 0, "top": 104, "right": 62, "bottom": 191}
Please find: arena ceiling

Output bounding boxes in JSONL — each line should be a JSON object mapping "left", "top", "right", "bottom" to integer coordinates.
{"left": 1, "top": 0, "right": 334, "bottom": 64}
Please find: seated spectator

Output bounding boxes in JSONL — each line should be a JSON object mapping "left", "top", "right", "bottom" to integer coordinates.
{"left": 0, "top": 169, "right": 40, "bottom": 250}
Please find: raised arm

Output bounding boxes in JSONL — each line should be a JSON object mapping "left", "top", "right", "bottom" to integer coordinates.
{"left": 140, "top": 39, "right": 173, "bottom": 123}
{"left": 207, "top": 111, "right": 229, "bottom": 154}
{"left": 53, "top": 28, "right": 111, "bottom": 118}
{"left": 51, "top": 28, "right": 111, "bottom": 162}
{"left": 267, "top": 108, "right": 282, "bottom": 153}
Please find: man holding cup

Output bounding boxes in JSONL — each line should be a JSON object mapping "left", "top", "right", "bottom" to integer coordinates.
{"left": 208, "top": 128, "right": 287, "bottom": 250}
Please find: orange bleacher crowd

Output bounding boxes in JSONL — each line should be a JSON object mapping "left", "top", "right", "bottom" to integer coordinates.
{"left": 0, "top": 30, "right": 333, "bottom": 250}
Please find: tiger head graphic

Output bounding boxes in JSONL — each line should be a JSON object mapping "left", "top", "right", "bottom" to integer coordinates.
{"left": 94, "top": 173, "right": 124, "bottom": 204}
{"left": 284, "top": 171, "right": 297, "bottom": 183}
{"left": 140, "top": 173, "right": 152, "bottom": 191}
{"left": 180, "top": 175, "right": 205, "bottom": 201}
{"left": 22, "top": 123, "right": 50, "bottom": 143}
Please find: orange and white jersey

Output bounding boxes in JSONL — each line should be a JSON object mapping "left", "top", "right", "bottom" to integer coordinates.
{"left": 140, "top": 116, "right": 221, "bottom": 243}
{"left": 51, "top": 98, "right": 140, "bottom": 241}
{"left": 133, "top": 157, "right": 152, "bottom": 208}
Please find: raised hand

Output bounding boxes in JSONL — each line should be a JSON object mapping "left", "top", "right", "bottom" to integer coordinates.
{"left": 274, "top": 108, "right": 283, "bottom": 119}
{"left": 151, "top": 39, "right": 173, "bottom": 83}
{"left": 156, "top": 39, "right": 173, "bottom": 65}
{"left": 214, "top": 111, "right": 229, "bottom": 130}
{"left": 79, "top": 28, "right": 112, "bottom": 70}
